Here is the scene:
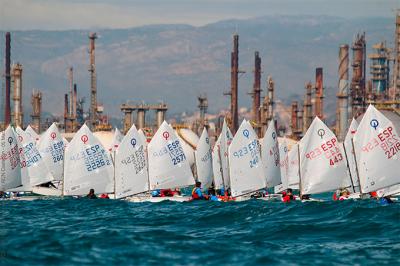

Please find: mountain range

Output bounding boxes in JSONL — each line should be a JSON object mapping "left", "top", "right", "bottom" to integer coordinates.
{"left": 0, "top": 15, "right": 396, "bottom": 125}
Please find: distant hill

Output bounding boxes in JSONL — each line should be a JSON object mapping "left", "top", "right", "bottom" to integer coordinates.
{"left": 0, "top": 15, "right": 395, "bottom": 124}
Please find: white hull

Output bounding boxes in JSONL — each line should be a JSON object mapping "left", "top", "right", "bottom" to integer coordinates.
{"left": 32, "top": 186, "right": 62, "bottom": 196}
{"left": 126, "top": 195, "right": 192, "bottom": 203}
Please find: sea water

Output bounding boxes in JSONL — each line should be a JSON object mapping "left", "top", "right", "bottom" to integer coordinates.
{"left": 1, "top": 198, "right": 399, "bottom": 265}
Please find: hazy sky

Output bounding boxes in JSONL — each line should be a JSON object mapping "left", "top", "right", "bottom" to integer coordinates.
{"left": 0, "top": 0, "right": 399, "bottom": 30}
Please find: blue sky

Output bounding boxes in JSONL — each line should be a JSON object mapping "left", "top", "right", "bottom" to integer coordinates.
{"left": 0, "top": 0, "right": 399, "bottom": 30}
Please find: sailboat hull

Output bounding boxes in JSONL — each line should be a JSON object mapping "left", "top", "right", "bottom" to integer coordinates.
{"left": 125, "top": 195, "right": 192, "bottom": 203}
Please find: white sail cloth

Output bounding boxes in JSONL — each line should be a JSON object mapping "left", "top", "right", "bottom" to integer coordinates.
{"left": 64, "top": 124, "right": 114, "bottom": 195}
{"left": 37, "top": 123, "right": 65, "bottom": 181}
{"left": 115, "top": 124, "right": 149, "bottom": 199}
{"left": 299, "top": 117, "right": 350, "bottom": 195}
{"left": 343, "top": 118, "right": 360, "bottom": 192}
{"left": 261, "top": 122, "right": 281, "bottom": 188}
{"left": 0, "top": 126, "right": 22, "bottom": 191}
{"left": 212, "top": 134, "right": 224, "bottom": 190}
{"left": 353, "top": 105, "right": 400, "bottom": 193}
{"left": 15, "top": 127, "right": 52, "bottom": 188}
{"left": 229, "top": 120, "right": 265, "bottom": 197}
{"left": 195, "top": 128, "right": 213, "bottom": 190}
{"left": 148, "top": 121, "right": 194, "bottom": 190}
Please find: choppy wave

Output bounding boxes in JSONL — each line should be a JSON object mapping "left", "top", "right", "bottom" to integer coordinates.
{"left": 1, "top": 199, "right": 399, "bottom": 265}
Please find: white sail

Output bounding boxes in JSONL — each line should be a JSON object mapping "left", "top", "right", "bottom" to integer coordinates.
{"left": 219, "top": 119, "right": 233, "bottom": 189}
{"left": 353, "top": 105, "right": 400, "bottom": 193}
{"left": 109, "top": 128, "right": 124, "bottom": 152}
{"left": 212, "top": 135, "right": 224, "bottom": 190}
{"left": 343, "top": 118, "right": 360, "bottom": 192}
{"left": 148, "top": 121, "right": 194, "bottom": 190}
{"left": 64, "top": 124, "right": 114, "bottom": 195}
{"left": 0, "top": 126, "right": 22, "bottom": 191}
{"left": 287, "top": 144, "right": 300, "bottom": 189}
{"left": 229, "top": 120, "right": 265, "bottom": 197}
{"left": 37, "top": 123, "right": 64, "bottom": 181}
{"left": 261, "top": 122, "right": 281, "bottom": 187}
{"left": 274, "top": 140, "right": 289, "bottom": 193}
{"left": 7, "top": 127, "right": 30, "bottom": 192}
{"left": 195, "top": 128, "right": 213, "bottom": 190}
{"left": 115, "top": 124, "right": 149, "bottom": 198}
{"left": 15, "top": 127, "right": 52, "bottom": 187}
{"left": 25, "top": 125, "right": 40, "bottom": 143}
{"left": 299, "top": 117, "right": 350, "bottom": 195}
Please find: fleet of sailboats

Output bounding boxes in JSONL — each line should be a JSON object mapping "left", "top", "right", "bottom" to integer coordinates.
{"left": 1, "top": 105, "right": 400, "bottom": 201}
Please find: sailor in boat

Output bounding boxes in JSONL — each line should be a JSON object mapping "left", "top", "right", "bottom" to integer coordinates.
{"left": 151, "top": 188, "right": 180, "bottom": 197}
{"left": 282, "top": 188, "right": 296, "bottom": 202}
{"left": 86, "top": 189, "right": 97, "bottom": 199}
{"left": 191, "top": 181, "right": 209, "bottom": 200}
{"left": 338, "top": 189, "right": 350, "bottom": 201}
{"left": 207, "top": 188, "right": 220, "bottom": 201}
{"left": 100, "top": 193, "right": 110, "bottom": 199}
{"left": 301, "top": 194, "right": 311, "bottom": 200}
{"left": 379, "top": 196, "right": 394, "bottom": 205}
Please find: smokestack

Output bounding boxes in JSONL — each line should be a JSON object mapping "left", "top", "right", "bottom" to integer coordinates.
{"left": 198, "top": 95, "right": 208, "bottom": 131}
{"left": 351, "top": 33, "right": 366, "bottom": 118}
{"left": 31, "top": 90, "right": 42, "bottom": 133}
{"left": 64, "top": 94, "right": 69, "bottom": 120}
{"left": 231, "top": 34, "right": 239, "bottom": 134}
{"left": 336, "top": 44, "right": 349, "bottom": 141}
{"left": 303, "top": 82, "right": 313, "bottom": 133}
{"left": 315, "top": 68, "right": 324, "bottom": 119}
{"left": 73, "top": 84, "right": 77, "bottom": 118}
{"left": 88, "top": 32, "right": 98, "bottom": 130}
{"left": 261, "top": 76, "right": 274, "bottom": 136}
{"left": 12, "top": 63, "right": 23, "bottom": 128}
{"left": 252, "top": 51, "right": 261, "bottom": 136}
{"left": 4, "top": 32, "right": 11, "bottom": 126}
{"left": 394, "top": 12, "right": 400, "bottom": 98}
{"left": 68, "top": 67, "right": 73, "bottom": 117}
{"left": 291, "top": 101, "right": 298, "bottom": 138}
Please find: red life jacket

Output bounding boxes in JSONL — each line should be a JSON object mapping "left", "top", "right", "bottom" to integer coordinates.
{"left": 192, "top": 188, "right": 200, "bottom": 200}
{"left": 333, "top": 193, "right": 338, "bottom": 201}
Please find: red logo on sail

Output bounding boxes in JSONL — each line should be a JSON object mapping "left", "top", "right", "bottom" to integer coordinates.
{"left": 81, "top": 135, "right": 89, "bottom": 144}
{"left": 162, "top": 131, "right": 170, "bottom": 140}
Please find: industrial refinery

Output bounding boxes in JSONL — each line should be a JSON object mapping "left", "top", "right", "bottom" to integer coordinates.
{"left": 1, "top": 12, "right": 400, "bottom": 144}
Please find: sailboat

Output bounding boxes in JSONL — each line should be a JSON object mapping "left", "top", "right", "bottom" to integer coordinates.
{"left": 0, "top": 126, "right": 22, "bottom": 191}
{"left": 212, "top": 134, "right": 224, "bottom": 190}
{"left": 195, "top": 128, "right": 213, "bottom": 190}
{"left": 129, "top": 121, "right": 194, "bottom": 202}
{"left": 299, "top": 117, "right": 351, "bottom": 196}
{"left": 274, "top": 139, "right": 289, "bottom": 194}
{"left": 261, "top": 122, "right": 281, "bottom": 188}
{"left": 11, "top": 127, "right": 52, "bottom": 191}
{"left": 37, "top": 123, "right": 65, "bottom": 182}
{"left": 114, "top": 124, "right": 149, "bottom": 199}
{"left": 229, "top": 120, "right": 265, "bottom": 198}
{"left": 343, "top": 118, "right": 360, "bottom": 194}
{"left": 353, "top": 105, "right": 400, "bottom": 194}
{"left": 219, "top": 119, "right": 233, "bottom": 191}
{"left": 286, "top": 143, "right": 300, "bottom": 190}
{"left": 63, "top": 124, "right": 114, "bottom": 196}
